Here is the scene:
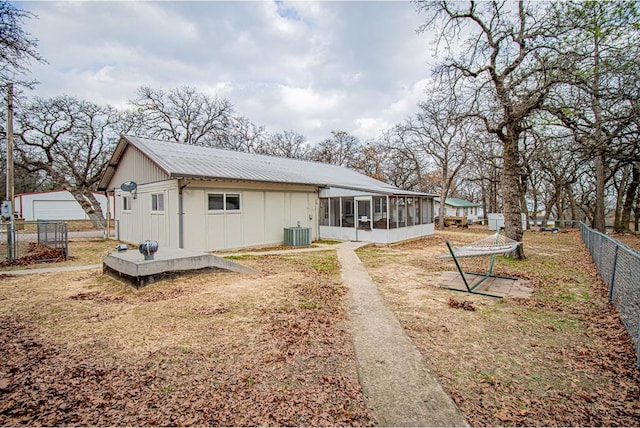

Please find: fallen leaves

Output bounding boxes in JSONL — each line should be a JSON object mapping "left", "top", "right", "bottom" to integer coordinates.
{"left": 0, "top": 243, "right": 65, "bottom": 267}
{"left": 359, "top": 229, "right": 640, "bottom": 427}
{"left": 448, "top": 298, "right": 476, "bottom": 311}
{"left": 0, "top": 253, "right": 373, "bottom": 426}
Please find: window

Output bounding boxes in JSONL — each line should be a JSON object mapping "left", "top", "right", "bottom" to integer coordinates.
{"left": 319, "top": 198, "right": 329, "bottom": 226}
{"left": 151, "top": 193, "right": 164, "bottom": 212}
{"left": 330, "top": 197, "right": 341, "bottom": 226}
{"left": 208, "top": 194, "right": 224, "bottom": 210}
{"left": 374, "top": 197, "right": 387, "bottom": 215}
{"left": 208, "top": 193, "right": 241, "bottom": 212}
{"left": 226, "top": 194, "right": 241, "bottom": 211}
{"left": 122, "top": 196, "right": 131, "bottom": 211}
{"left": 341, "top": 198, "right": 354, "bottom": 227}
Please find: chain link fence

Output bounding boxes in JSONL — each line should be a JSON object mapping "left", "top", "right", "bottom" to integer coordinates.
{"left": 0, "top": 221, "right": 68, "bottom": 262}
{"left": 580, "top": 223, "right": 640, "bottom": 367}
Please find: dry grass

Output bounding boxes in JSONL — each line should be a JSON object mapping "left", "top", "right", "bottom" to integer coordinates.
{"left": 357, "top": 229, "right": 640, "bottom": 426}
{"left": 0, "top": 239, "right": 118, "bottom": 271}
{"left": 2, "top": 229, "right": 639, "bottom": 426}
{"left": 0, "top": 252, "right": 371, "bottom": 426}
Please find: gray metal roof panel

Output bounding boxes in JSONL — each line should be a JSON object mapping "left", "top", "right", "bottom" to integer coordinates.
{"left": 123, "top": 136, "right": 432, "bottom": 196}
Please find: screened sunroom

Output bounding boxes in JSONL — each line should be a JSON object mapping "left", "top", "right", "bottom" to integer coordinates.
{"left": 317, "top": 188, "right": 435, "bottom": 244}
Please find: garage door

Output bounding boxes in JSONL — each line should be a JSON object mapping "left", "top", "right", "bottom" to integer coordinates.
{"left": 33, "top": 200, "right": 87, "bottom": 220}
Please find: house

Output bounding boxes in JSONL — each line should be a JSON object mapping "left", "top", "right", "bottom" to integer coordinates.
{"left": 97, "top": 136, "right": 436, "bottom": 251}
{"left": 434, "top": 197, "right": 482, "bottom": 224}
{"left": 14, "top": 190, "right": 115, "bottom": 221}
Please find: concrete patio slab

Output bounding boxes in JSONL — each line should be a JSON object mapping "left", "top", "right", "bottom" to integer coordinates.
{"left": 103, "top": 247, "right": 256, "bottom": 287}
{"left": 439, "top": 271, "right": 533, "bottom": 298}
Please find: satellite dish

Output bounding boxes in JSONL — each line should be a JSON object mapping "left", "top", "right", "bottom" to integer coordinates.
{"left": 120, "top": 181, "right": 138, "bottom": 199}
{"left": 120, "top": 181, "right": 137, "bottom": 192}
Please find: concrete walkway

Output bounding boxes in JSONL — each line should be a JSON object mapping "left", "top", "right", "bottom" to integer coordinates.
{"left": 337, "top": 244, "right": 468, "bottom": 427}
{"left": 1, "top": 264, "right": 102, "bottom": 275}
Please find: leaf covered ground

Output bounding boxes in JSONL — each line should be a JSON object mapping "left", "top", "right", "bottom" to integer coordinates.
{"left": 0, "top": 251, "right": 372, "bottom": 426}
{"left": 1, "top": 230, "right": 639, "bottom": 426}
{"left": 357, "top": 229, "right": 640, "bottom": 426}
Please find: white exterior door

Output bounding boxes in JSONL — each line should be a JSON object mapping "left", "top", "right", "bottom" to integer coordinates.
{"left": 355, "top": 197, "right": 372, "bottom": 242}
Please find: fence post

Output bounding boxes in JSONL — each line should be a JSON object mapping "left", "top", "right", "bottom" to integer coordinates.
{"left": 637, "top": 313, "right": 640, "bottom": 368}
{"left": 7, "top": 221, "right": 16, "bottom": 260}
{"left": 609, "top": 245, "right": 619, "bottom": 303}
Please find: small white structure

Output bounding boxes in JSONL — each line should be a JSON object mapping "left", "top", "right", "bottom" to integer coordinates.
{"left": 487, "top": 213, "right": 527, "bottom": 230}
{"left": 14, "top": 190, "right": 115, "bottom": 221}
{"left": 434, "top": 197, "right": 482, "bottom": 223}
{"left": 98, "top": 136, "right": 436, "bottom": 251}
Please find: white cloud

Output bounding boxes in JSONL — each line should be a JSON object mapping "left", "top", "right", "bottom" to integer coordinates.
{"left": 22, "top": 1, "right": 435, "bottom": 144}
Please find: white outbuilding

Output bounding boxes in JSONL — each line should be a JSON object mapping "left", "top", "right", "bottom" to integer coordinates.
{"left": 14, "top": 190, "right": 115, "bottom": 221}
{"left": 97, "top": 136, "right": 436, "bottom": 251}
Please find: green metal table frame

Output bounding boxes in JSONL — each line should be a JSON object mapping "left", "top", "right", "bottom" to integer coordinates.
{"left": 444, "top": 240, "right": 520, "bottom": 299}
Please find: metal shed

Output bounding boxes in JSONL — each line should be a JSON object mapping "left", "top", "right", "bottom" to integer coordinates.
{"left": 14, "top": 190, "right": 115, "bottom": 221}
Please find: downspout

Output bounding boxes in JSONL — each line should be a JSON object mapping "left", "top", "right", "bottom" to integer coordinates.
{"left": 315, "top": 190, "right": 319, "bottom": 241}
{"left": 178, "top": 178, "right": 189, "bottom": 249}
{"left": 104, "top": 190, "right": 110, "bottom": 240}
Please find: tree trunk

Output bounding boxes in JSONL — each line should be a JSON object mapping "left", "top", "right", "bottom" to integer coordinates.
{"left": 620, "top": 162, "right": 640, "bottom": 233}
{"left": 594, "top": 153, "right": 607, "bottom": 232}
{"left": 520, "top": 186, "right": 529, "bottom": 230}
{"left": 613, "top": 165, "right": 630, "bottom": 233}
{"left": 501, "top": 126, "right": 525, "bottom": 259}
{"left": 65, "top": 186, "right": 107, "bottom": 230}
{"left": 566, "top": 185, "right": 578, "bottom": 228}
{"left": 438, "top": 189, "right": 447, "bottom": 229}
{"left": 481, "top": 180, "right": 488, "bottom": 225}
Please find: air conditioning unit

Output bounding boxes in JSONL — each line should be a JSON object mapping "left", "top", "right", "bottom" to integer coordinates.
{"left": 284, "top": 227, "right": 311, "bottom": 246}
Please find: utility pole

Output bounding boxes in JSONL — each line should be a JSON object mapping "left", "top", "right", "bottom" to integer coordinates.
{"left": 6, "top": 83, "right": 14, "bottom": 216}
{"left": 5, "top": 83, "right": 15, "bottom": 260}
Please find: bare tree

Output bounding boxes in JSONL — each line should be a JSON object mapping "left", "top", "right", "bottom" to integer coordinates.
{"left": 545, "top": 1, "right": 640, "bottom": 232}
{"left": 218, "top": 115, "right": 266, "bottom": 153}
{"left": 393, "top": 96, "right": 472, "bottom": 228}
{"left": 416, "top": 0, "right": 566, "bottom": 259}
{"left": 129, "top": 86, "right": 234, "bottom": 146}
{"left": 463, "top": 135, "right": 502, "bottom": 223}
{"left": 348, "top": 142, "right": 389, "bottom": 182}
{"left": 0, "top": 1, "right": 45, "bottom": 87}
{"left": 308, "top": 130, "right": 361, "bottom": 168}
{"left": 260, "top": 129, "right": 309, "bottom": 159}
{"left": 376, "top": 129, "right": 424, "bottom": 191}
{"left": 14, "top": 96, "right": 123, "bottom": 229}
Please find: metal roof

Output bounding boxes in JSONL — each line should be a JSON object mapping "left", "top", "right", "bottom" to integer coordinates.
{"left": 99, "top": 136, "right": 433, "bottom": 197}
{"left": 434, "top": 197, "right": 481, "bottom": 207}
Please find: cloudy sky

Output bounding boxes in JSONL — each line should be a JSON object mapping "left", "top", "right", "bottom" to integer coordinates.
{"left": 19, "top": 1, "right": 438, "bottom": 144}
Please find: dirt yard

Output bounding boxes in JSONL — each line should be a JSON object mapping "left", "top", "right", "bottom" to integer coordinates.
{"left": 1, "top": 230, "right": 639, "bottom": 426}
{"left": 357, "top": 229, "right": 640, "bottom": 426}
{"left": 0, "top": 251, "right": 372, "bottom": 426}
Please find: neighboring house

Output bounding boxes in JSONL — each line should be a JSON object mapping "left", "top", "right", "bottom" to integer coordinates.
{"left": 14, "top": 190, "right": 115, "bottom": 221}
{"left": 97, "top": 136, "right": 436, "bottom": 251}
{"left": 434, "top": 197, "right": 482, "bottom": 224}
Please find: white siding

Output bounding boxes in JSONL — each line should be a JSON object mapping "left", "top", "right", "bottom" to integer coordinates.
{"left": 116, "top": 180, "right": 177, "bottom": 247}
{"left": 182, "top": 183, "right": 317, "bottom": 251}
{"left": 108, "top": 145, "right": 169, "bottom": 191}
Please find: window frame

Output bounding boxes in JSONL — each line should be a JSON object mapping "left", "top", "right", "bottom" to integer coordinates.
{"left": 151, "top": 193, "right": 165, "bottom": 213}
{"left": 207, "top": 192, "right": 242, "bottom": 213}
{"left": 122, "top": 195, "right": 131, "bottom": 212}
